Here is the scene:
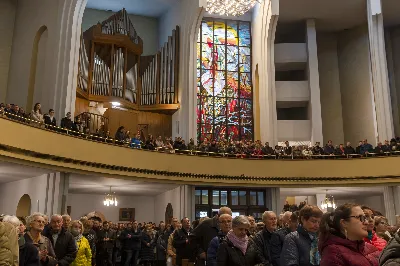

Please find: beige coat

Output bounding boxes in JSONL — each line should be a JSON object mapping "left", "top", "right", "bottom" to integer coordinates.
{"left": 0, "top": 222, "right": 19, "bottom": 266}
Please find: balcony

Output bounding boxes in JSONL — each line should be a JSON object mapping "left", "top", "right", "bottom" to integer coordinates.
{"left": 275, "top": 43, "right": 307, "bottom": 70}
{"left": 276, "top": 81, "right": 309, "bottom": 102}
{"left": 277, "top": 120, "right": 311, "bottom": 142}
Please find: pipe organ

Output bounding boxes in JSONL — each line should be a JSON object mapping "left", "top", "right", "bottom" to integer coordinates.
{"left": 76, "top": 9, "right": 180, "bottom": 113}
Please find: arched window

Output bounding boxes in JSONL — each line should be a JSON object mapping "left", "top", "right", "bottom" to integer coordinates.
{"left": 197, "top": 18, "right": 253, "bottom": 143}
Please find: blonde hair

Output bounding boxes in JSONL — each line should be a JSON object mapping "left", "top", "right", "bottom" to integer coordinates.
{"left": 69, "top": 220, "right": 85, "bottom": 233}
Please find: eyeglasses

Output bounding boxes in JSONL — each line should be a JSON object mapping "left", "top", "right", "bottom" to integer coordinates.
{"left": 34, "top": 220, "right": 45, "bottom": 224}
{"left": 380, "top": 222, "right": 388, "bottom": 226}
{"left": 349, "top": 215, "right": 369, "bottom": 223}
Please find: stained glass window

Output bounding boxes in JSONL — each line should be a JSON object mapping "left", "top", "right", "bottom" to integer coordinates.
{"left": 197, "top": 18, "right": 253, "bottom": 142}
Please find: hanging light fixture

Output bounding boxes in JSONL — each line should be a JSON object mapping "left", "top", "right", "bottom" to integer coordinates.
{"left": 320, "top": 190, "right": 336, "bottom": 211}
{"left": 206, "top": 0, "right": 261, "bottom": 17}
{"left": 103, "top": 186, "right": 118, "bottom": 207}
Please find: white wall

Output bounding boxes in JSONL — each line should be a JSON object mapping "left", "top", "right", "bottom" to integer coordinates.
{"left": 67, "top": 193, "right": 155, "bottom": 222}
{"left": 0, "top": 173, "right": 66, "bottom": 216}
{"left": 276, "top": 81, "right": 309, "bottom": 102}
{"left": 336, "top": 195, "right": 385, "bottom": 216}
{"left": 0, "top": 0, "right": 17, "bottom": 103}
{"left": 82, "top": 8, "right": 159, "bottom": 55}
{"left": 277, "top": 120, "right": 311, "bottom": 141}
{"left": 274, "top": 43, "right": 307, "bottom": 63}
{"left": 317, "top": 32, "right": 345, "bottom": 145}
{"left": 338, "top": 25, "right": 376, "bottom": 145}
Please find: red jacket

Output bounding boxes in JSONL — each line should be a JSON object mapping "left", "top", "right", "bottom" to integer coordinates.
{"left": 319, "top": 233, "right": 380, "bottom": 266}
{"left": 364, "top": 231, "right": 387, "bottom": 251}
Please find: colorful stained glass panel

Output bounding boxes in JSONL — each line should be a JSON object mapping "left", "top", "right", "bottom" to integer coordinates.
{"left": 239, "top": 22, "right": 251, "bottom": 47}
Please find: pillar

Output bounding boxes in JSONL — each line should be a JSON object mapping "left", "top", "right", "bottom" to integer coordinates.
{"left": 266, "top": 188, "right": 280, "bottom": 214}
{"left": 383, "top": 186, "right": 397, "bottom": 225}
{"left": 44, "top": 172, "right": 70, "bottom": 216}
{"left": 306, "top": 19, "right": 323, "bottom": 144}
{"left": 367, "top": 0, "right": 394, "bottom": 143}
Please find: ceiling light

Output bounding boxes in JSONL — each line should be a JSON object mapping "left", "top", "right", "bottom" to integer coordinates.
{"left": 104, "top": 186, "right": 118, "bottom": 207}
{"left": 206, "top": 0, "right": 260, "bottom": 16}
{"left": 111, "top": 102, "right": 121, "bottom": 107}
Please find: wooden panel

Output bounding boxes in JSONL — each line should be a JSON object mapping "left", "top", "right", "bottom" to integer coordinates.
{"left": 103, "top": 108, "right": 172, "bottom": 138}
{"left": 74, "top": 97, "right": 90, "bottom": 115}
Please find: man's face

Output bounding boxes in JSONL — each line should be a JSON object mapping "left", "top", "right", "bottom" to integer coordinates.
{"left": 160, "top": 223, "right": 165, "bottom": 231}
{"left": 172, "top": 218, "right": 178, "bottom": 229}
{"left": 93, "top": 220, "right": 100, "bottom": 229}
{"left": 248, "top": 216, "right": 255, "bottom": 228}
{"left": 127, "top": 223, "right": 133, "bottom": 230}
{"left": 14, "top": 105, "right": 19, "bottom": 112}
{"left": 6, "top": 104, "right": 10, "bottom": 109}
{"left": 263, "top": 213, "right": 277, "bottom": 232}
{"left": 346, "top": 142, "right": 351, "bottom": 146}
{"left": 182, "top": 218, "right": 190, "bottom": 229}
{"left": 133, "top": 221, "right": 138, "bottom": 229}
{"left": 62, "top": 216, "right": 71, "bottom": 229}
{"left": 103, "top": 223, "right": 109, "bottom": 230}
{"left": 51, "top": 216, "right": 63, "bottom": 231}
{"left": 219, "top": 215, "right": 232, "bottom": 234}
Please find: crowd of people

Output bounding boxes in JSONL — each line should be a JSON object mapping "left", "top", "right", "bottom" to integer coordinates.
{"left": 2, "top": 102, "right": 400, "bottom": 160}
{"left": 1, "top": 204, "right": 400, "bottom": 266}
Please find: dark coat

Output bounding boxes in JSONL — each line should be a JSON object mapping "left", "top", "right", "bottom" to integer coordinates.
{"left": 251, "top": 228, "right": 273, "bottom": 266}
{"left": 380, "top": 232, "right": 400, "bottom": 266}
{"left": 216, "top": 238, "right": 253, "bottom": 266}
{"left": 60, "top": 117, "right": 74, "bottom": 130}
{"left": 207, "top": 231, "right": 226, "bottom": 266}
{"left": 140, "top": 232, "right": 155, "bottom": 261}
{"left": 270, "top": 227, "right": 291, "bottom": 266}
{"left": 324, "top": 145, "right": 335, "bottom": 155}
{"left": 344, "top": 146, "right": 356, "bottom": 155}
{"left": 19, "top": 239, "right": 40, "bottom": 266}
{"left": 24, "top": 233, "right": 57, "bottom": 266}
{"left": 156, "top": 234, "right": 167, "bottom": 260}
{"left": 44, "top": 115, "right": 57, "bottom": 128}
{"left": 319, "top": 233, "right": 379, "bottom": 266}
{"left": 280, "top": 226, "right": 315, "bottom": 266}
{"left": 43, "top": 227, "right": 77, "bottom": 266}
{"left": 120, "top": 229, "right": 142, "bottom": 250}
{"left": 173, "top": 227, "right": 194, "bottom": 265}
{"left": 192, "top": 216, "right": 219, "bottom": 257}
{"left": 97, "top": 229, "right": 116, "bottom": 250}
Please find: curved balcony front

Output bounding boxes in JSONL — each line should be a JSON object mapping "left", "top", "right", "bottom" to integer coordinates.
{"left": 0, "top": 117, "right": 399, "bottom": 186}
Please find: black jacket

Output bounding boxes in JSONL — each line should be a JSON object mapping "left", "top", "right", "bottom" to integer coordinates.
{"left": 270, "top": 227, "right": 291, "bottom": 266}
{"left": 380, "top": 231, "right": 400, "bottom": 266}
{"left": 216, "top": 238, "right": 253, "bottom": 266}
{"left": 324, "top": 145, "right": 335, "bottom": 155}
{"left": 140, "top": 232, "right": 155, "bottom": 261}
{"left": 344, "top": 146, "right": 355, "bottom": 155}
{"left": 120, "top": 229, "right": 142, "bottom": 250}
{"left": 251, "top": 229, "right": 273, "bottom": 266}
{"left": 173, "top": 227, "right": 194, "bottom": 265}
{"left": 60, "top": 117, "right": 74, "bottom": 130}
{"left": 43, "top": 227, "right": 77, "bottom": 266}
{"left": 44, "top": 115, "right": 57, "bottom": 128}
{"left": 96, "top": 229, "right": 116, "bottom": 250}
{"left": 192, "top": 216, "right": 219, "bottom": 257}
{"left": 19, "top": 238, "right": 40, "bottom": 266}
{"left": 280, "top": 226, "right": 315, "bottom": 266}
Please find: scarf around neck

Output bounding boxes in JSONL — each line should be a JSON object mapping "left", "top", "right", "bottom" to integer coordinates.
{"left": 308, "top": 231, "right": 320, "bottom": 265}
{"left": 226, "top": 230, "right": 248, "bottom": 255}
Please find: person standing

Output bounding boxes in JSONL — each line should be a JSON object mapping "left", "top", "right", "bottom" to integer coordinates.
{"left": 173, "top": 217, "right": 194, "bottom": 266}
{"left": 140, "top": 224, "right": 156, "bottom": 266}
{"left": 252, "top": 211, "right": 277, "bottom": 265}
{"left": 120, "top": 221, "right": 142, "bottom": 266}
{"left": 97, "top": 221, "right": 116, "bottom": 266}
{"left": 68, "top": 220, "right": 92, "bottom": 266}
{"left": 207, "top": 214, "right": 232, "bottom": 266}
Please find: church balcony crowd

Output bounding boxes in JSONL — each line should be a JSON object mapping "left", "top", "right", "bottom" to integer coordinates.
{"left": 1, "top": 203, "right": 400, "bottom": 266}
{"left": 2, "top": 102, "right": 400, "bottom": 161}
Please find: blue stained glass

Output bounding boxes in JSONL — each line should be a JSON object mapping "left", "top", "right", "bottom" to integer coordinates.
{"left": 197, "top": 19, "right": 253, "bottom": 142}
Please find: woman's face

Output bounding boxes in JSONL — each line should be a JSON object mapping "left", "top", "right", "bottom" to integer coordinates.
{"left": 19, "top": 223, "right": 26, "bottom": 235}
{"left": 233, "top": 224, "right": 249, "bottom": 238}
{"left": 37, "top": 104, "right": 41, "bottom": 110}
{"left": 72, "top": 222, "right": 82, "bottom": 234}
{"left": 301, "top": 216, "right": 321, "bottom": 233}
{"left": 31, "top": 215, "right": 45, "bottom": 232}
{"left": 363, "top": 208, "right": 375, "bottom": 231}
{"left": 343, "top": 206, "right": 369, "bottom": 240}
{"left": 375, "top": 218, "right": 388, "bottom": 233}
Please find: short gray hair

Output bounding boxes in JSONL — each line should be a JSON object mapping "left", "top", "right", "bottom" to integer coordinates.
{"left": 26, "top": 212, "right": 45, "bottom": 229}
{"left": 262, "top": 211, "right": 276, "bottom": 221}
{"left": 232, "top": 215, "right": 250, "bottom": 228}
{"left": 62, "top": 214, "right": 71, "bottom": 220}
{"left": 51, "top": 214, "right": 62, "bottom": 221}
{"left": 2, "top": 215, "right": 20, "bottom": 228}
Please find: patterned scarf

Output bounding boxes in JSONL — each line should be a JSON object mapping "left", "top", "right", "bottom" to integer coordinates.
{"left": 309, "top": 232, "right": 320, "bottom": 265}
{"left": 226, "top": 230, "right": 248, "bottom": 255}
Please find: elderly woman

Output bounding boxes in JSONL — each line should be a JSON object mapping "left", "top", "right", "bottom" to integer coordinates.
{"left": 69, "top": 220, "right": 92, "bottom": 266}
{"left": 217, "top": 215, "right": 253, "bottom": 266}
{"left": 24, "top": 212, "right": 57, "bottom": 266}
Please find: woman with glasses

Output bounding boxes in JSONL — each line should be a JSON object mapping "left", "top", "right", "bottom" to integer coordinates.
{"left": 24, "top": 212, "right": 57, "bottom": 266}
{"left": 362, "top": 206, "right": 387, "bottom": 251}
{"left": 375, "top": 216, "right": 391, "bottom": 242}
{"left": 319, "top": 203, "right": 380, "bottom": 266}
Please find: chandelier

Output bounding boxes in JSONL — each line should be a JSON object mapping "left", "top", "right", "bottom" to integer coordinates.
{"left": 206, "top": 0, "right": 260, "bottom": 16}
{"left": 103, "top": 187, "right": 118, "bottom": 207}
{"left": 320, "top": 194, "right": 336, "bottom": 211}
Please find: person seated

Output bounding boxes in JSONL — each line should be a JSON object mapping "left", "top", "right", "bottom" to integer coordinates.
{"left": 60, "top": 112, "right": 75, "bottom": 132}
{"left": 334, "top": 144, "right": 346, "bottom": 156}
{"left": 312, "top": 142, "right": 324, "bottom": 155}
{"left": 382, "top": 140, "right": 391, "bottom": 152}
{"left": 179, "top": 140, "right": 187, "bottom": 151}
{"left": 283, "top": 141, "right": 292, "bottom": 156}
{"left": 155, "top": 136, "right": 165, "bottom": 151}
{"left": 18, "top": 107, "right": 28, "bottom": 122}
{"left": 44, "top": 109, "right": 57, "bottom": 129}
{"left": 262, "top": 142, "right": 274, "bottom": 155}
{"left": 30, "top": 103, "right": 45, "bottom": 124}
{"left": 344, "top": 142, "right": 356, "bottom": 154}
{"left": 131, "top": 133, "right": 142, "bottom": 149}
{"left": 187, "top": 138, "right": 196, "bottom": 151}
{"left": 324, "top": 140, "right": 335, "bottom": 155}
{"left": 145, "top": 134, "right": 155, "bottom": 150}
{"left": 374, "top": 142, "right": 385, "bottom": 154}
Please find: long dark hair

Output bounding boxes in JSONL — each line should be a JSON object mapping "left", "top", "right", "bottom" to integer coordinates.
{"left": 33, "top": 103, "right": 41, "bottom": 114}
{"left": 319, "top": 203, "right": 358, "bottom": 240}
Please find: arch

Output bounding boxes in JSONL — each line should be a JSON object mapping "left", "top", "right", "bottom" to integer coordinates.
{"left": 16, "top": 194, "right": 31, "bottom": 217}
{"left": 27, "top": 25, "right": 48, "bottom": 112}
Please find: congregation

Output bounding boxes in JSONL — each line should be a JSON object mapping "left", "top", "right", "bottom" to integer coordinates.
{"left": 2, "top": 102, "right": 400, "bottom": 160}
{"left": 1, "top": 204, "right": 400, "bottom": 266}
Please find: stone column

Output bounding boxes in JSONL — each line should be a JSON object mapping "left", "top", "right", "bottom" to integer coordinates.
{"left": 266, "top": 188, "right": 280, "bottom": 214}
{"left": 367, "top": 0, "right": 394, "bottom": 143}
{"left": 44, "top": 172, "right": 70, "bottom": 216}
{"left": 383, "top": 186, "right": 397, "bottom": 225}
{"left": 306, "top": 19, "right": 323, "bottom": 144}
